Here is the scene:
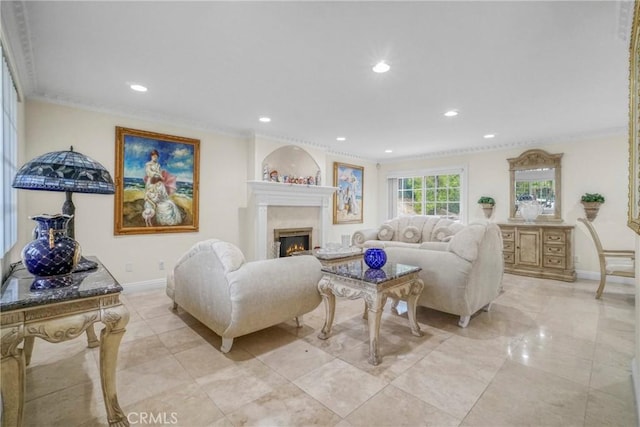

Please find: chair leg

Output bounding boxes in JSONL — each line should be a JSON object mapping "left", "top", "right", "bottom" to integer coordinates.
{"left": 295, "top": 316, "right": 303, "bottom": 328}
{"left": 483, "top": 302, "right": 493, "bottom": 312}
{"left": 221, "top": 338, "right": 234, "bottom": 353}
{"left": 458, "top": 315, "right": 470, "bottom": 328}
{"left": 172, "top": 301, "right": 178, "bottom": 310}
{"left": 595, "top": 273, "right": 606, "bottom": 299}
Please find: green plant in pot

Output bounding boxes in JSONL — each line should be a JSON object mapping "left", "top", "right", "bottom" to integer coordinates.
{"left": 478, "top": 196, "right": 495, "bottom": 218}
{"left": 581, "top": 193, "right": 604, "bottom": 222}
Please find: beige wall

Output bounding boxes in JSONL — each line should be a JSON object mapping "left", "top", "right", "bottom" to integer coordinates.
{"left": 12, "top": 100, "right": 633, "bottom": 285}
{"left": 17, "top": 100, "right": 249, "bottom": 284}
{"left": 376, "top": 135, "right": 635, "bottom": 277}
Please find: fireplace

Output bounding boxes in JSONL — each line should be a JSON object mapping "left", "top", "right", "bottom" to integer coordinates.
{"left": 274, "top": 227, "right": 312, "bottom": 257}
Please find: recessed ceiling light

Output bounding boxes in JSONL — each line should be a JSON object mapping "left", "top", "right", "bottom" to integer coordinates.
{"left": 336, "top": 137, "right": 346, "bottom": 141}
{"left": 483, "top": 134, "right": 496, "bottom": 139}
{"left": 444, "top": 110, "right": 458, "bottom": 117}
{"left": 129, "top": 84, "right": 147, "bottom": 92}
{"left": 385, "top": 149, "right": 393, "bottom": 153}
{"left": 372, "top": 61, "right": 390, "bottom": 73}
{"left": 259, "top": 117, "right": 271, "bottom": 123}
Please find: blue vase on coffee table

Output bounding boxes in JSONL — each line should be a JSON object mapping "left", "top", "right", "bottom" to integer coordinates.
{"left": 364, "top": 248, "right": 387, "bottom": 269}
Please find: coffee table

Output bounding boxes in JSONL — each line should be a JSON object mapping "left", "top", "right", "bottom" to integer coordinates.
{"left": 316, "top": 260, "right": 424, "bottom": 365}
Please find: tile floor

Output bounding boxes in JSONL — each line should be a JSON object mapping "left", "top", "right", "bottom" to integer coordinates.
{"left": 22, "top": 274, "right": 637, "bottom": 426}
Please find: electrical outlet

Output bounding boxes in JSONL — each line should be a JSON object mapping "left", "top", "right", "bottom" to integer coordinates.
{"left": 574, "top": 256, "right": 580, "bottom": 264}
{"left": 125, "top": 263, "right": 133, "bottom": 272}
{"left": 159, "top": 261, "right": 165, "bottom": 271}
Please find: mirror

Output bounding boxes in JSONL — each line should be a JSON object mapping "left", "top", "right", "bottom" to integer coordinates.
{"left": 508, "top": 149, "right": 562, "bottom": 222}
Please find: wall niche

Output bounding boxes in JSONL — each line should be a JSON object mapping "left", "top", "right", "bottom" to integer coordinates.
{"left": 261, "top": 145, "right": 322, "bottom": 185}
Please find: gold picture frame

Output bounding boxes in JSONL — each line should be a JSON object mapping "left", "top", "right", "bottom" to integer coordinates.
{"left": 629, "top": 1, "right": 640, "bottom": 234}
{"left": 333, "top": 162, "right": 364, "bottom": 224}
{"left": 114, "top": 127, "right": 200, "bottom": 235}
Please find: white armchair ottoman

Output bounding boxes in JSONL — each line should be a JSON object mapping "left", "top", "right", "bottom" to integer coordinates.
{"left": 166, "top": 239, "right": 323, "bottom": 352}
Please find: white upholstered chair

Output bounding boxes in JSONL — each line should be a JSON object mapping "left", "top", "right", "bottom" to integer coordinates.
{"left": 166, "top": 239, "right": 323, "bottom": 352}
{"left": 578, "top": 218, "right": 635, "bottom": 299}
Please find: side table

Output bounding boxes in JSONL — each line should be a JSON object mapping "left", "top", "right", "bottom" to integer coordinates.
{"left": 0, "top": 256, "right": 130, "bottom": 427}
{"left": 317, "top": 260, "right": 424, "bottom": 365}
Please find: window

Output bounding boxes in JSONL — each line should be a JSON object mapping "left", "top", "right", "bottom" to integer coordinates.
{"left": 1, "top": 44, "right": 18, "bottom": 257}
{"left": 388, "top": 167, "right": 466, "bottom": 221}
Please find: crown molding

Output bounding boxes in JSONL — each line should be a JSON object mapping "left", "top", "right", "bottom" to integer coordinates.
{"left": 1, "top": 0, "right": 36, "bottom": 95}
{"left": 376, "top": 126, "right": 627, "bottom": 164}
{"left": 29, "top": 94, "right": 252, "bottom": 139}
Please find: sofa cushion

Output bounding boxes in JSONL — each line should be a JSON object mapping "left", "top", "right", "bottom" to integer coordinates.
{"left": 378, "top": 223, "right": 395, "bottom": 241}
{"left": 210, "top": 240, "right": 246, "bottom": 273}
{"left": 447, "top": 223, "right": 487, "bottom": 262}
{"left": 400, "top": 225, "right": 421, "bottom": 243}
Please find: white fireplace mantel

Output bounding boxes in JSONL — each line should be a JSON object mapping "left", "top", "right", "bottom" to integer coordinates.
{"left": 247, "top": 180, "right": 338, "bottom": 260}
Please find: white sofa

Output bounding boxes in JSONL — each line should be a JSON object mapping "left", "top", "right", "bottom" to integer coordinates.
{"left": 354, "top": 218, "right": 504, "bottom": 327}
{"left": 166, "top": 239, "right": 323, "bottom": 352}
{"left": 352, "top": 215, "right": 465, "bottom": 249}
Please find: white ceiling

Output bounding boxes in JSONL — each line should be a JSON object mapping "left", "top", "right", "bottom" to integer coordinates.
{"left": 1, "top": 1, "right": 633, "bottom": 162}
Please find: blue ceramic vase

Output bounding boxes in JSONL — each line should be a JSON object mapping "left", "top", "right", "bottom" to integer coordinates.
{"left": 21, "top": 214, "right": 81, "bottom": 281}
{"left": 364, "top": 248, "right": 387, "bottom": 269}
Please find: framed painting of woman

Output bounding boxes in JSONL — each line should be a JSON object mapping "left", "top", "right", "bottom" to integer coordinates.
{"left": 114, "top": 127, "right": 200, "bottom": 235}
{"left": 333, "top": 162, "right": 364, "bottom": 224}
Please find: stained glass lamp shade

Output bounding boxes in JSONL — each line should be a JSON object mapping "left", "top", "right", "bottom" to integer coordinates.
{"left": 12, "top": 147, "right": 115, "bottom": 271}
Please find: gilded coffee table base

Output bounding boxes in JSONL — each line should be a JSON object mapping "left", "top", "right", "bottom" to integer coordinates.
{"left": 317, "top": 272, "right": 424, "bottom": 366}
{"left": 0, "top": 295, "right": 130, "bottom": 427}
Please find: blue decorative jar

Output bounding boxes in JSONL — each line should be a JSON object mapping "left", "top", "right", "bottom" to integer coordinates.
{"left": 21, "top": 214, "right": 81, "bottom": 287}
{"left": 364, "top": 248, "right": 387, "bottom": 269}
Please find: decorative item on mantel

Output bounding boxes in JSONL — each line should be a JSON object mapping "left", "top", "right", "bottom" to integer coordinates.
{"left": 478, "top": 196, "right": 495, "bottom": 219}
{"left": 581, "top": 193, "right": 605, "bottom": 222}
{"left": 364, "top": 248, "right": 387, "bottom": 269}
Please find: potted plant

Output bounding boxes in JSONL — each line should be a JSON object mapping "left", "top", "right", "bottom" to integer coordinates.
{"left": 478, "top": 196, "right": 495, "bottom": 218}
{"left": 581, "top": 193, "right": 605, "bottom": 221}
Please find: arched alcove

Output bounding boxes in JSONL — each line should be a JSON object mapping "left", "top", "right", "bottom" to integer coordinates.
{"left": 261, "top": 145, "right": 321, "bottom": 184}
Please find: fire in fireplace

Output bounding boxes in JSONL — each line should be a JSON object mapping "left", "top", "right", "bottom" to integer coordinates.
{"left": 274, "top": 227, "right": 312, "bottom": 257}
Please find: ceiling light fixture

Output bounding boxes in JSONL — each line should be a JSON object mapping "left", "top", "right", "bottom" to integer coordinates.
{"left": 336, "top": 137, "right": 346, "bottom": 141}
{"left": 444, "top": 110, "right": 458, "bottom": 117}
{"left": 385, "top": 149, "right": 393, "bottom": 153}
{"left": 483, "top": 134, "right": 496, "bottom": 139}
{"left": 129, "top": 84, "right": 147, "bottom": 92}
{"left": 259, "top": 117, "right": 271, "bottom": 123}
{"left": 372, "top": 61, "right": 390, "bottom": 73}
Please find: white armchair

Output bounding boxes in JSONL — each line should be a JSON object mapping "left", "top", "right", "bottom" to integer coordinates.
{"left": 166, "top": 239, "right": 323, "bottom": 352}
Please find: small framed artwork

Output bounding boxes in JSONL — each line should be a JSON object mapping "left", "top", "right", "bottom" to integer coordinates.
{"left": 114, "top": 127, "right": 200, "bottom": 235}
{"left": 629, "top": 1, "right": 640, "bottom": 235}
{"left": 333, "top": 162, "right": 364, "bottom": 224}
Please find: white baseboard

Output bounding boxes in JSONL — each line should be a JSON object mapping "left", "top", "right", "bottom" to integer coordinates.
{"left": 633, "top": 358, "right": 640, "bottom": 425}
{"left": 121, "top": 278, "right": 166, "bottom": 294}
{"left": 575, "top": 270, "right": 635, "bottom": 286}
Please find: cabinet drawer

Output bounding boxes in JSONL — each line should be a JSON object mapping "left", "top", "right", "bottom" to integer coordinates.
{"left": 501, "top": 230, "right": 515, "bottom": 241}
{"left": 543, "top": 231, "right": 565, "bottom": 243}
{"left": 504, "top": 252, "right": 515, "bottom": 264}
{"left": 544, "top": 245, "right": 565, "bottom": 256}
{"left": 543, "top": 256, "right": 566, "bottom": 269}
{"left": 503, "top": 241, "right": 515, "bottom": 252}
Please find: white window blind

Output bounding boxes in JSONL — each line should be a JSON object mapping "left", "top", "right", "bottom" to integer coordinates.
{"left": 1, "top": 45, "right": 18, "bottom": 257}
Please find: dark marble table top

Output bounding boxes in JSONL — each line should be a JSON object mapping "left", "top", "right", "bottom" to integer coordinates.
{"left": 321, "top": 260, "right": 421, "bottom": 284}
{"left": 1, "top": 257, "right": 122, "bottom": 312}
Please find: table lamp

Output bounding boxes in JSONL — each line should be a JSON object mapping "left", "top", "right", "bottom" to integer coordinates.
{"left": 12, "top": 146, "right": 115, "bottom": 272}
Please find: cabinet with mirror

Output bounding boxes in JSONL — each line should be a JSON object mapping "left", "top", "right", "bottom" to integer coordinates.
{"left": 508, "top": 149, "right": 562, "bottom": 222}
{"left": 499, "top": 149, "right": 575, "bottom": 281}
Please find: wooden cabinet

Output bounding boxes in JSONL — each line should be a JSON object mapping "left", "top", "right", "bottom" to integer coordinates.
{"left": 498, "top": 223, "right": 576, "bottom": 282}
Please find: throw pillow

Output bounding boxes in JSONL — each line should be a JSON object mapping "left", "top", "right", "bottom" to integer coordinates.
{"left": 433, "top": 225, "right": 454, "bottom": 242}
{"left": 400, "top": 225, "right": 421, "bottom": 243}
{"left": 211, "top": 240, "right": 246, "bottom": 273}
{"left": 378, "top": 224, "right": 394, "bottom": 241}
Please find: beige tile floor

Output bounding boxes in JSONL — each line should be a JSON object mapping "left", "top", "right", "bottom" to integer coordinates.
{"left": 22, "top": 274, "right": 637, "bottom": 427}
